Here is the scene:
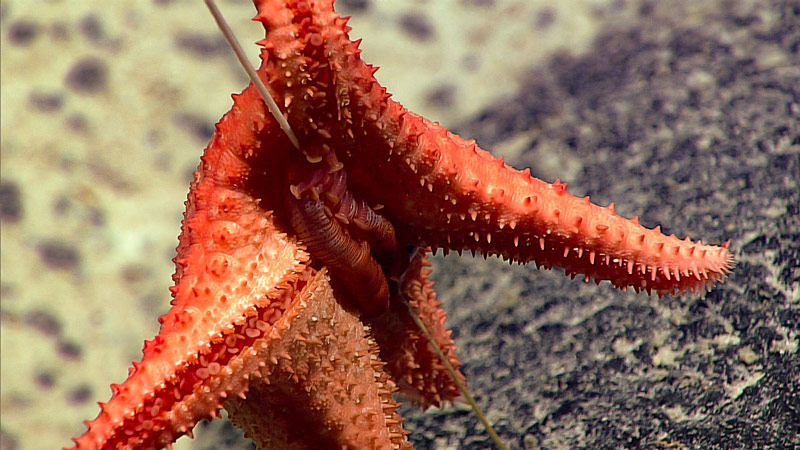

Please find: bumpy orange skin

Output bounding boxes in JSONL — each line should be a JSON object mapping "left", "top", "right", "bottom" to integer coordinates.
{"left": 254, "top": 0, "right": 732, "bottom": 296}
{"left": 70, "top": 0, "right": 733, "bottom": 449}
{"left": 69, "top": 73, "right": 310, "bottom": 449}
{"left": 224, "top": 269, "right": 411, "bottom": 450}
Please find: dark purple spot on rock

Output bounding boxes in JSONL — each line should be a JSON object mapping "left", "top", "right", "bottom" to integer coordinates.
{"left": 88, "top": 206, "right": 105, "bottom": 227}
{"left": 1, "top": 283, "right": 15, "bottom": 300}
{"left": 0, "top": 430, "right": 18, "bottom": 450}
{"left": 58, "top": 340, "right": 82, "bottom": 360}
{"left": 399, "top": 12, "right": 434, "bottom": 41}
{"left": 121, "top": 264, "right": 151, "bottom": 283}
{"left": 0, "top": 181, "right": 22, "bottom": 222}
{"left": 638, "top": 2, "right": 654, "bottom": 16}
{"left": 64, "top": 57, "right": 108, "bottom": 94}
{"left": 153, "top": 150, "right": 172, "bottom": 172}
{"left": 535, "top": 7, "right": 556, "bottom": 30}
{"left": 339, "top": 0, "right": 370, "bottom": 13}
{"left": 462, "top": 0, "right": 495, "bottom": 6}
{"left": 462, "top": 53, "right": 480, "bottom": 72}
{"left": 68, "top": 385, "right": 92, "bottom": 404}
{"left": 28, "top": 91, "right": 64, "bottom": 113}
{"left": 65, "top": 113, "right": 89, "bottom": 132}
{"left": 50, "top": 21, "right": 69, "bottom": 40}
{"left": 25, "top": 310, "right": 62, "bottom": 336}
{"left": 174, "top": 31, "right": 227, "bottom": 57}
{"left": 140, "top": 291, "right": 163, "bottom": 313}
{"left": 78, "top": 14, "right": 103, "bottom": 41}
{"left": 7, "top": 19, "right": 39, "bottom": 45}
{"left": 173, "top": 112, "right": 215, "bottom": 141}
{"left": 36, "top": 240, "right": 81, "bottom": 270}
{"left": 52, "top": 196, "right": 71, "bottom": 216}
{"left": 426, "top": 84, "right": 456, "bottom": 109}
{"left": 147, "top": 130, "right": 164, "bottom": 148}
{"left": 35, "top": 371, "right": 56, "bottom": 389}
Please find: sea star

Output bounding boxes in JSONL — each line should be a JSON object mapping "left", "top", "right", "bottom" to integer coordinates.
{"left": 69, "top": 0, "right": 733, "bottom": 448}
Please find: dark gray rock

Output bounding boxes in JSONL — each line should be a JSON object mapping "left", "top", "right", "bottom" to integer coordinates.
{"left": 403, "top": 1, "right": 800, "bottom": 449}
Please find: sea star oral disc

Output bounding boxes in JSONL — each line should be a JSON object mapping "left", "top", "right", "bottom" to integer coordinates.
{"left": 69, "top": 0, "right": 733, "bottom": 448}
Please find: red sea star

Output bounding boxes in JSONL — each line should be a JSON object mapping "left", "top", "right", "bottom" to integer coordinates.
{"left": 70, "top": 0, "right": 733, "bottom": 448}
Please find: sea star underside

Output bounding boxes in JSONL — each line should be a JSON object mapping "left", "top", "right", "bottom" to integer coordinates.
{"left": 70, "top": 0, "right": 733, "bottom": 449}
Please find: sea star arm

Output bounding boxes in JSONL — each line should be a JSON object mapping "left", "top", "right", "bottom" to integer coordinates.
{"left": 252, "top": 0, "right": 733, "bottom": 297}
{"left": 69, "top": 79, "right": 312, "bottom": 449}
{"left": 367, "top": 248, "right": 465, "bottom": 408}
{"left": 225, "top": 269, "right": 410, "bottom": 449}
{"left": 349, "top": 107, "right": 734, "bottom": 295}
